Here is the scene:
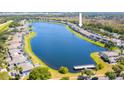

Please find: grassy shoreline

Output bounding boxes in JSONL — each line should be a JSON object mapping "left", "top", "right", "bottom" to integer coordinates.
{"left": 90, "top": 52, "right": 113, "bottom": 76}
{"left": 24, "top": 32, "right": 47, "bottom": 66}
{"left": 66, "top": 25, "right": 105, "bottom": 48}
{"left": 24, "top": 24, "right": 108, "bottom": 79}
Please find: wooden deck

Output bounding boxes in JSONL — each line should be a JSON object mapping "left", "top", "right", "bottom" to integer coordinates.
{"left": 74, "top": 64, "right": 96, "bottom": 70}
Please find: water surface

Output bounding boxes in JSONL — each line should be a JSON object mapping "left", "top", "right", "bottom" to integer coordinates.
{"left": 31, "top": 22, "right": 106, "bottom": 72}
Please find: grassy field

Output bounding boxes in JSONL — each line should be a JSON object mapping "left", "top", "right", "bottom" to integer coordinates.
{"left": 0, "top": 20, "right": 13, "bottom": 34}
{"left": 24, "top": 32, "right": 45, "bottom": 66}
{"left": 66, "top": 25, "right": 105, "bottom": 48}
{"left": 90, "top": 52, "right": 113, "bottom": 76}
{"left": 24, "top": 31, "right": 80, "bottom": 79}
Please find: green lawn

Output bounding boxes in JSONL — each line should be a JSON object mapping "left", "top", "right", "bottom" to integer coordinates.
{"left": 24, "top": 32, "right": 46, "bottom": 66}
{"left": 0, "top": 20, "right": 13, "bottom": 34}
{"left": 90, "top": 52, "right": 113, "bottom": 76}
{"left": 0, "top": 72, "right": 10, "bottom": 80}
{"left": 66, "top": 25, "right": 105, "bottom": 48}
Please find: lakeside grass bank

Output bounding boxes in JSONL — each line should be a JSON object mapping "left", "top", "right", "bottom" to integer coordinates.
{"left": 66, "top": 25, "right": 105, "bottom": 48}
{"left": 24, "top": 32, "right": 47, "bottom": 66}
{"left": 24, "top": 31, "right": 80, "bottom": 79}
{"left": 24, "top": 22, "right": 110, "bottom": 79}
{"left": 90, "top": 52, "right": 113, "bottom": 76}
{"left": 24, "top": 22, "right": 116, "bottom": 79}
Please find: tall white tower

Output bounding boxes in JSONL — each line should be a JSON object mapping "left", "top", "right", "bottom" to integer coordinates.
{"left": 79, "top": 13, "right": 82, "bottom": 27}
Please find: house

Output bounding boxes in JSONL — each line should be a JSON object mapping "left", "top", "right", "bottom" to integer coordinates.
{"left": 100, "top": 51, "right": 119, "bottom": 64}
{"left": 6, "top": 24, "right": 35, "bottom": 78}
{"left": 98, "top": 77, "right": 109, "bottom": 80}
{"left": 108, "top": 57, "right": 119, "bottom": 64}
{"left": 19, "top": 62, "right": 34, "bottom": 76}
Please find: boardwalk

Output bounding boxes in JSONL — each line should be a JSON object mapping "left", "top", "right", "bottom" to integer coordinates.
{"left": 74, "top": 64, "right": 96, "bottom": 70}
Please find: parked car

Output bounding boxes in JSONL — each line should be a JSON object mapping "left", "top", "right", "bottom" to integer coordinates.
{"left": 91, "top": 77, "right": 98, "bottom": 80}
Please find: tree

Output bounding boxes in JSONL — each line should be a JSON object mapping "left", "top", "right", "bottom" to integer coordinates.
{"left": 58, "top": 66, "right": 69, "bottom": 74}
{"left": 120, "top": 46, "right": 124, "bottom": 55}
{"left": 112, "top": 64, "right": 124, "bottom": 76}
{"left": 105, "top": 41, "right": 115, "bottom": 50}
{"left": 0, "top": 71, "right": 9, "bottom": 80}
{"left": 105, "top": 71, "right": 116, "bottom": 80}
{"left": 120, "top": 71, "right": 124, "bottom": 79}
{"left": 95, "top": 64, "right": 104, "bottom": 71}
{"left": 29, "top": 67, "right": 51, "bottom": 80}
{"left": 83, "top": 69, "right": 94, "bottom": 77}
{"left": 14, "top": 65, "right": 19, "bottom": 74}
{"left": 14, "top": 65, "right": 23, "bottom": 74}
{"left": 9, "top": 21, "right": 20, "bottom": 28}
{"left": 60, "top": 77, "right": 69, "bottom": 80}
{"left": 117, "top": 57, "right": 124, "bottom": 65}
{"left": 14, "top": 74, "right": 20, "bottom": 80}
{"left": 19, "top": 67, "right": 23, "bottom": 74}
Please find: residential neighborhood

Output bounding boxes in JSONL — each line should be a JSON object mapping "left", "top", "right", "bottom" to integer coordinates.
{"left": 5, "top": 21, "right": 35, "bottom": 79}
{"left": 0, "top": 12, "right": 124, "bottom": 80}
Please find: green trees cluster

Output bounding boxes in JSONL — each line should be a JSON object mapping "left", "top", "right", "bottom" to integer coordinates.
{"left": 83, "top": 22, "right": 124, "bottom": 35}
{"left": 0, "top": 21, "right": 13, "bottom": 69}
{"left": 29, "top": 67, "right": 51, "bottom": 80}
{"left": 95, "top": 63, "right": 104, "bottom": 71}
{"left": 0, "top": 33, "right": 9, "bottom": 69}
{"left": 9, "top": 21, "right": 20, "bottom": 28}
{"left": 77, "top": 69, "right": 94, "bottom": 80}
{"left": 81, "top": 69, "right": 94, "bottom": 78}
{"left": 0, "top": 20, "right": 17, "bottom": 80}
{"left": 112, "top": 57, "right": 124, "bottom": 77}
{"left": 105, "top": 57, "right": 124, "bottom": 79}
{"left": 105, "top": 41, "right": 115, "bottom": 50}
{"left": 105, "top": 71, "right": 116, "bottom": 80}
{"left": 14, "top": 64, "right": 23, "bottom": 74}
{"left": 58, "top": 66, "right": 69, "bottom": 74}
{"left": 119, "top": 35, "right": 124, "bottom": 40}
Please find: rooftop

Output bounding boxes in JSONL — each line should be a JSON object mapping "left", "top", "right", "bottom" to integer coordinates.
{"left": 101, "top": 51, "right": 119, "bottom": 57}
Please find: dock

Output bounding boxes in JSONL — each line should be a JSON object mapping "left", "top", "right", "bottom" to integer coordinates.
{"left": 73, "top": 64, "right": 96, "bottom": 70}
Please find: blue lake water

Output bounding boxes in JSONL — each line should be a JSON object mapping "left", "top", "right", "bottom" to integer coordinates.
{"left": 31, "top": 22, "right": 106, "bottom": 72}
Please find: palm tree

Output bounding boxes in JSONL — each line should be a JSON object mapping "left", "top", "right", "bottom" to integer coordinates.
{"left": 19, "top": 67, "right": 23, "bottom": 74}
{"left": 14, "top": 65, "right": 23, "bottom": 74}
{"left": 84, "top": 69, "right": 94, "bottom": 78}
{"left": 14, "top": 65, "right": 19, "bottom": 74}
{"left": 120, "top": 46, "right": 124, "bottom": 55}
{"left": 105, "top": 41, "right": 115, "bottom": 50}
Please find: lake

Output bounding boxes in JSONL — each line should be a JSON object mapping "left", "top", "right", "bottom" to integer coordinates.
{"left": 31, "top": 22, "right": 106, "bottom": 72}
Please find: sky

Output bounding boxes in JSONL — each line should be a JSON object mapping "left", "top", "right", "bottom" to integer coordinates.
{"left": 0, "top": 0, "right": 124, "bottom": 12}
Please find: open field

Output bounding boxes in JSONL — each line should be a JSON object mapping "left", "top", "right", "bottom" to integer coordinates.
{"left": 90, "top": 52, "right": 113, "bottom": 76}
{"left": 0, "top": 20, "right": 13, "bottom": 34}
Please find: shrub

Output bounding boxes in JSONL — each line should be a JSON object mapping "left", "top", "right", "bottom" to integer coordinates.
{"left": 60, "top": 77, "right": 69, "bottom": 80}
{"left": 105, "top": 71, "right": 116, "bottom": 80}
{"left": 29, "top": 67, "right": 51, "bottom": 80}
{"left": 58, "top": 66, "right": 69, "bottom": 74}
{"left": 96, "top": 64, "right": 104, "bottom": 70}
{"left": 84, "top": 69, "right": 94, "bottom": 77}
